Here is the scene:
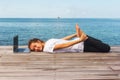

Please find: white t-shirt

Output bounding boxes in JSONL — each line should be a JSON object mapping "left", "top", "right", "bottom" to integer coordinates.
{"left": 43, "top": 38, "right": 84, "bottom": 53}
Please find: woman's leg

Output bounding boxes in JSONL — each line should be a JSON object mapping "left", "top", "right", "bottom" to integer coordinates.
{"left": 75, "top": 24, "right": 110, "bottom": 52}
{"left": 84, "top": 36, "right": 111, "bottom": 52}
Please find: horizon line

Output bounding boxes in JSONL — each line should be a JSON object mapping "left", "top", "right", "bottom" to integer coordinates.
{"left": 0, "top": 17, "right": 120, "bottom": 19}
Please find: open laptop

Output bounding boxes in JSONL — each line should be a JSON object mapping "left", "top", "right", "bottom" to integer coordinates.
{"left": 13, "top": 35, "right": 30, "bottom": 53}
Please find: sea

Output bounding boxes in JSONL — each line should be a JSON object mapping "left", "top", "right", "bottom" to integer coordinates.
{"left": 0, "top": 18, "right": 120, "bottom": 46}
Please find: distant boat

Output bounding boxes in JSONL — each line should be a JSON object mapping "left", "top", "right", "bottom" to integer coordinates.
{"left": 57, "top": 16, "right": 60, "bottom": 19}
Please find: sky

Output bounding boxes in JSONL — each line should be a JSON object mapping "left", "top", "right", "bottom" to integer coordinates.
{"left": 0, "top": 0, "right": 120, "bottom": 18}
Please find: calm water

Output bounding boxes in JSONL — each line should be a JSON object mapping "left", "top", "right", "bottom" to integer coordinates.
{"left": 0, "top": 18, "right": 120, "bottom": 46}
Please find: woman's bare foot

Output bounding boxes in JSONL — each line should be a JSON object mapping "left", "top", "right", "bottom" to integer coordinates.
{"left": 80, "top": 33, "right": 88, "bottom": 41}
{"left": 76, "top": 24, "right": 82, "bottom": 37}
{"left": 75, "top": 23, "right": 88, "bottom": 41}
{"left": 76, "top": 24, "right": 88, "bottom": 41}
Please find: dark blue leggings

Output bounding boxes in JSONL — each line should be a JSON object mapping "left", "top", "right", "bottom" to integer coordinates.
{"left": 84, "top": 36, "right": 110, "bottom": 52}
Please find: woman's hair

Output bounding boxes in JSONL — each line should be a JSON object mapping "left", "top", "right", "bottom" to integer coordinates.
{"left": 28, "top": 38, "right": 44, "bottom": 49}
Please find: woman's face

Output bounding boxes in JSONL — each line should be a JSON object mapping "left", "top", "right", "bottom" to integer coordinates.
{"left": 30, "top": 41, "right": 43, "bottom": 52}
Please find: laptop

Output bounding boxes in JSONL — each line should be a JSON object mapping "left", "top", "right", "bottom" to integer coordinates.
{"left": 13, "top": 35, "right": 30, "bottom": 53}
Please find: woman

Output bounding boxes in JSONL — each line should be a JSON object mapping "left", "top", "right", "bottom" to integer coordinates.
{"left": 28, "top": 24, "right": 110, "bottom": 53}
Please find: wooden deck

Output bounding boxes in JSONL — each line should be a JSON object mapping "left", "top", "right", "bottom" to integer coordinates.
{"left": 0, "top": 46, "right": 120, "bottom": 80}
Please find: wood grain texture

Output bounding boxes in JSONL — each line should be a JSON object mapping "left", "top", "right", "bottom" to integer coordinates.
{"left": 0, "top": 46, "right": 120, "bottom": 80}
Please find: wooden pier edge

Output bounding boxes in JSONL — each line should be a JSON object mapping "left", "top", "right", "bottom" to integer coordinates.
{"left": 0, "top": 46, "right": 120, "bottom": 80}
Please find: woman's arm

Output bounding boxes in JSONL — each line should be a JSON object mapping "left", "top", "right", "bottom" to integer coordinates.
{"left": 61, "top": 24, "right": 82, "bottom": 40}
{"left": 61, "top": 33, "right": 77, "bottom": 40}
{"left": 54, "top": 39, "right": 82, "bottom": 50}
{"left": 54, "top": 24, "right": 86, "bottom": 50}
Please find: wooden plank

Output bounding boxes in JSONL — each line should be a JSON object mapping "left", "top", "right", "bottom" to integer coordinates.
{"left": 55, "top": 73, "right": 119, "bottom": 80}
{"left": 0, "top": 46, "right": 120, "bottom": 80}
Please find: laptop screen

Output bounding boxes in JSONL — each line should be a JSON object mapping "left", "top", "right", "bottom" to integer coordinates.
{"left": 13, "top": 35, "right": 30, "bottom": 53}
{"left": 13, "top": 35, "right": 18, "bottom": 52}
